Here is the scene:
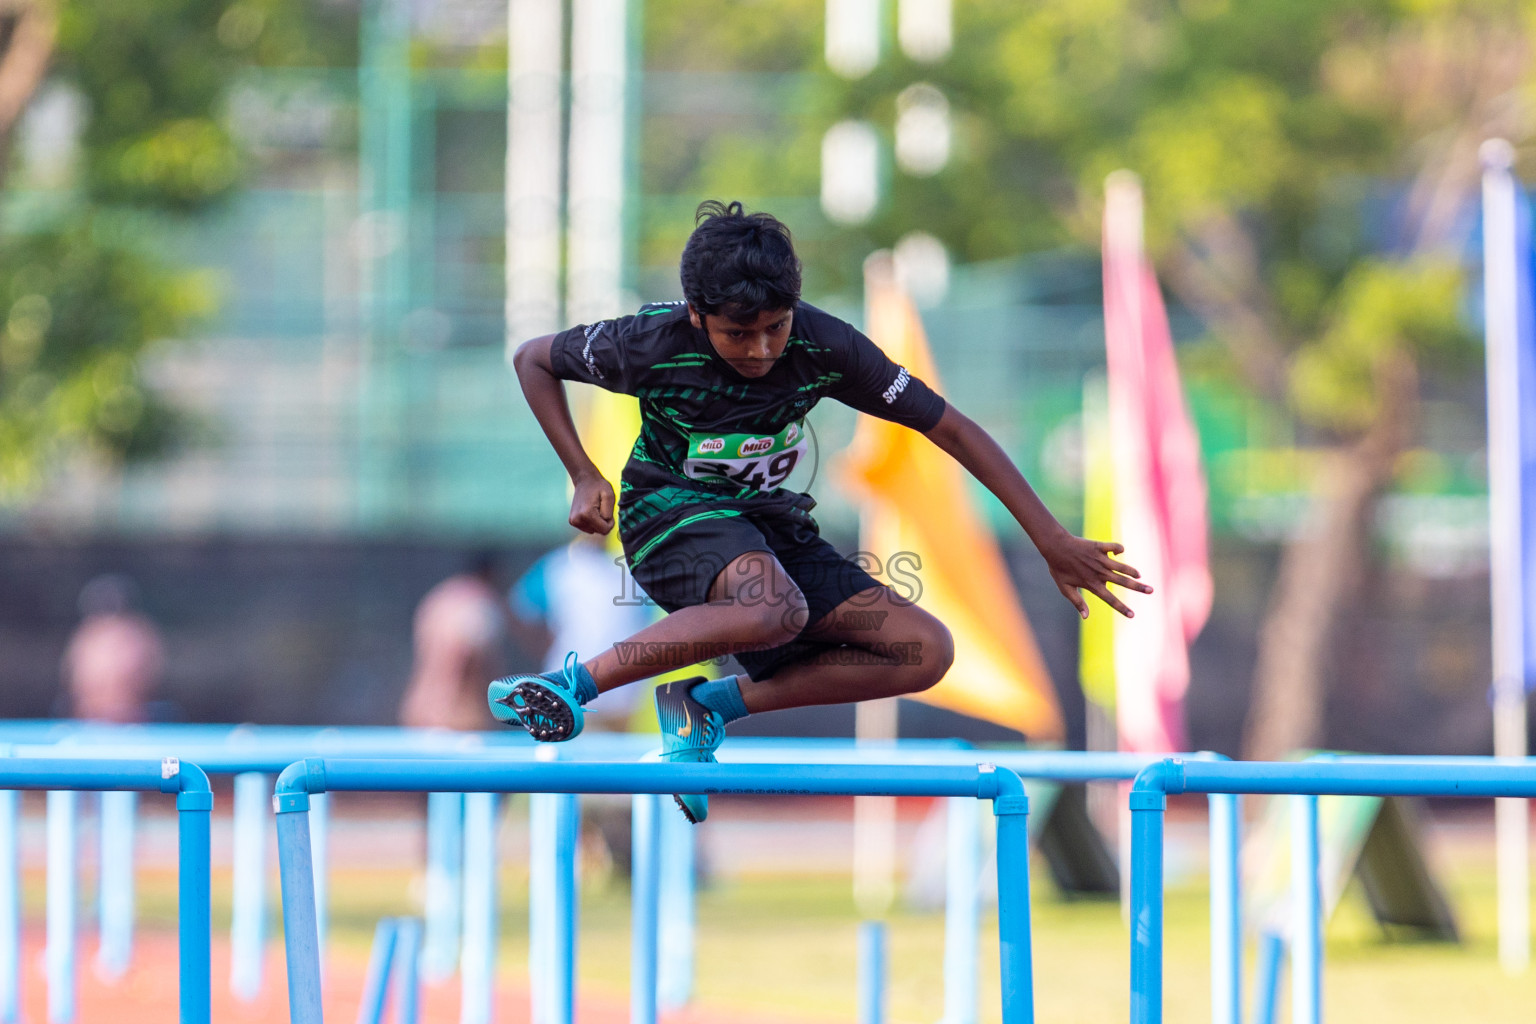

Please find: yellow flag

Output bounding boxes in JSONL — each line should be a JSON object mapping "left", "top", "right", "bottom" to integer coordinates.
{"left": 1078, "top": 373, "right": 1116, "bottom": 709}
{"left": 836, "top": 255, "right": 1064, "bottom": 741}
{"left": 573, "top": 385, "right": 640, "bottom": 556}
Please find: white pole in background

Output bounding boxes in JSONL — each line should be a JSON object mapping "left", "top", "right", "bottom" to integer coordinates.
{"left": 46, "top": 791, "right": 77, "bottom": 1024}
{"left": 0, "top": 788, "right": 17, "bottom": 1024}
{"left": 460, "top": 792, "right": 499, "bottom": 1024}
{"left": 95, "top": 790, "right": 136, "bottom": 981}
{"left": 421, "top": 791, "right": 464, "bottom": 981}
{"left": 1481, "top": 136, "right": 1531, "bottom": 975}
{"left": 230, "top": 772, "right": 269, "bottom": 1001}
{"left": 506, "top": 0, "right": 566, "bottom": 352}
{"left": 656, "top": 805, "right": 695, "bottom": 1012}
{"left": 566, "top": 0, "right": 629, "bottom": 326}
{"left": 309, "top": 792, "right": 330, "bottom": 958}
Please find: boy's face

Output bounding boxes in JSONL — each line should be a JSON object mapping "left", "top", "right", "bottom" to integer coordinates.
{"left": 689, "top": 305, "right": 793, "bottom": 378}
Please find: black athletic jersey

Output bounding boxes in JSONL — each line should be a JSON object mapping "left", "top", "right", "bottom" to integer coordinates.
{"left": 547, "top": 300, "right": 947, "bottom": 543}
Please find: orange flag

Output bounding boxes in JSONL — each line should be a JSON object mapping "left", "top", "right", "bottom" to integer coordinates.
{"left": 836, "top": 254, "right": 1064, "bottom": 741}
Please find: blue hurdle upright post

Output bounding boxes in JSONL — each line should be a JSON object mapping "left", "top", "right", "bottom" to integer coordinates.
{"left": 357, "top": 918, "right": 399, "bottom": 1024}
{"left": 274, "top": 777, "right": 323, "bottom": 1024}
{"left": 390, "top": 918, "right": 422, "bottom": 1024}
{"left": 858, "top": 920, "right": 887, "bottom": 1024}
{"left": 176, "top": 765, "right": 214, "bottom": 1024}
{"left": 1253, "top": 930, "right": 1285, "bottom": 1024}
{"left": 1128, "top": 772, "right": 1166, "bottom": 1024}
{"left": 990, "top": 767, "right": 1034, "bottom": 1024}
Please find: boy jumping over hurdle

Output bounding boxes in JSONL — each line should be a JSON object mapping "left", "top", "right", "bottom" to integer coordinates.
{"left": 492, "top": 201, "right": 1150, "bottom": 821}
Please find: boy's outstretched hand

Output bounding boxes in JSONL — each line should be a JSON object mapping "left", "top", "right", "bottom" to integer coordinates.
{"left": 569, "top": 474, "right": 616, "bottom": 534}
{"left": 1040, "top": 535, "right": 1151, "bottom": 619}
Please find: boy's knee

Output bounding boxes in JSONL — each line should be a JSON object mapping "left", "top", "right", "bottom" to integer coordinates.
{"left": 906, "top": 619, "right": 953, "bottom": 693}
{"left": 741, "top": 585, "right": 808, "bottom": 649}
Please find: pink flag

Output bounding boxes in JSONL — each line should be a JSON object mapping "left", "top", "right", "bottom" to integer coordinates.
{"left": 1101, "top": 172, "right": 1213, "bottom": 754}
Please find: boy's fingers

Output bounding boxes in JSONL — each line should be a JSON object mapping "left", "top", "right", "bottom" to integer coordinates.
{"left": 1104, "top": 556, "right": 1140, "bottom": 578}
{"left": 1110, "top": 572, "right": 1154, "bottom": 595}
{"left": 1089, "top": 582, "right": 1135, "bottom": 618}
{"left": 569, "top": 507, "right": 614, "bottom": 534}
{"left": 1058, "top": 582, "right": 1090, "bottom": 619}
{"left": 1095, "top": 541, "right": 1125, "bottom": 555}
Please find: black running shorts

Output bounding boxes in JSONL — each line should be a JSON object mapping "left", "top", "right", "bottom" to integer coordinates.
{"left": 623, "top": 506, "right": 882, "bottom": 680}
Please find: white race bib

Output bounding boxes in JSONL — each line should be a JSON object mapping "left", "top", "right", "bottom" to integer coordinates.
{"left": 682, "top": 420, "right": 809, "bottom": 492}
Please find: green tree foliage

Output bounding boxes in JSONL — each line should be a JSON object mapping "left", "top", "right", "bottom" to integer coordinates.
{"left": 0, "top": 0, "right": 355, "bottom": 497}
{"left": 0, "top": 222, "right": 216, "bottom": 491}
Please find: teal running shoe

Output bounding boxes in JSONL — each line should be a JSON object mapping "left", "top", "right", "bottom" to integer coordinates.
{"left": 653, "top": 677, "right": 722, "bottom": 823}
{"left": 488, "top": 652, "right": 587, "bottom": 742}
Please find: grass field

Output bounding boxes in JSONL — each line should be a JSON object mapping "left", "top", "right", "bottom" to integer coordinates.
{"left": 18, "top": 804, "right": 1536, "bottom": 1022}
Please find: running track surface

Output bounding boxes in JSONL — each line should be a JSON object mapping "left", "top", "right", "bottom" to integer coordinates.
{"left": 13, "top": 930, "right": 838, "bottom": 1024}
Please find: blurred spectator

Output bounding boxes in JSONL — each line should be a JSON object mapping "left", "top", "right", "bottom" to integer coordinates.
{"left": 61, "top": 574, "right": 165, "bottom": 723}
{"left": 398, "top": 552, "right": 509, "bottom": 730}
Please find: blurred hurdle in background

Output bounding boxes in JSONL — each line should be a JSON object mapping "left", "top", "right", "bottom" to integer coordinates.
{"left": 0, "top": 751, "right": 212, "bottom": 1024}
{"left": 1128, "top": 757, "right": 1536, "bottom": 1024}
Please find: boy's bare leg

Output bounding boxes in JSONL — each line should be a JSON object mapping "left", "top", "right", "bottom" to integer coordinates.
{"left": 582, "top": 549, "right": 809, "bottom": 691}
{"left": 735, "top": 585, "right": 954, "bottom": 713}
{"left": 582, "top": 551, "right": 954, "bottom": 708}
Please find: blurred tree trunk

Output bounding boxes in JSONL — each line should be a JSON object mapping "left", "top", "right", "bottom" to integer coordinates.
{"left": 0, "top": 0, "right": 58, "bottom": 188}
{"left": 1242, "top": 356, "right": 1418, "bottom": 761}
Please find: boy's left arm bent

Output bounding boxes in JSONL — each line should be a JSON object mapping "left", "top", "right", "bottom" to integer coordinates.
{"left": 923, "top": 403, "right": 1151, "bottom": 619}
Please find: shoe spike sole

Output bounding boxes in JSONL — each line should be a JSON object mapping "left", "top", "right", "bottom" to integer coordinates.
{"left": 503, "top": 683, "right": 577, "bottom": 742}
{"left": 673, "top": 794, "right": 702, "bottom": 825}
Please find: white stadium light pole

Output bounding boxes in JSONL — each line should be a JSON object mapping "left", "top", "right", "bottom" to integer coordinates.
{"left": 566, "top": 0, "right": 630, "bottom": 327}
{"left": 826, "top": 0, "right": 881, "bottom": 79}
{"left": 897, "top": 0, "right": 951, "bottom": 63}
{"left": 1480, "top": 137, "right": 1530, "bottom": 975}
{"left": 506, "top": 0, "right": 566, "bottom": 353}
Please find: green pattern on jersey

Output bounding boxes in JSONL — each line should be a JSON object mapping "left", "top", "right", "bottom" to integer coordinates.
{"left": 628, "top": 508, "right": 746, "bottom": 565}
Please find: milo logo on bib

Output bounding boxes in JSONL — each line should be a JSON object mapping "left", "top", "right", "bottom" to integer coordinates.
{"left": 684, "top": 419, "right": 810, "bottom": 492}
{"left": 738, "top": 437, "right": 774, "bottom": 456}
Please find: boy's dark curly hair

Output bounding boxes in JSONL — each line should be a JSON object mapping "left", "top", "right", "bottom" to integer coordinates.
{"left": 679, "top": 200, "right": 802, "bottom": 319}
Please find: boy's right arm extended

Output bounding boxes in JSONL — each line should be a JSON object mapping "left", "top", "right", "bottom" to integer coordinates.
{"left": 513, "top": 335, "right": 615, "bottom": 534}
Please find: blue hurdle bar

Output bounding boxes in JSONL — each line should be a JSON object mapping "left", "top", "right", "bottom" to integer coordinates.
{"left": 271, "top": 759, "right": 1035, "bottom": 1024}
{"left": 0, "top": 757, "right": 212, "bottom": 1024}
{"left": 1129, "top": 757, "right": 1536, "bottom": 1024}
